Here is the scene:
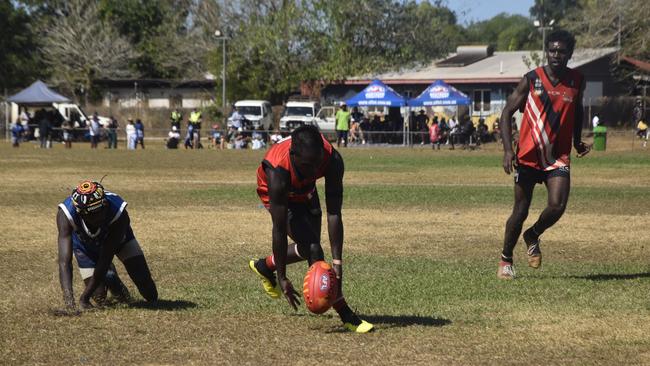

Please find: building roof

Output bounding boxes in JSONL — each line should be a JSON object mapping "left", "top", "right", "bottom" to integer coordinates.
{"left": 345, "top": 48, "right": 618, "bottom": 85}
{"left": 621, "top": 56, "right": 650, "bottom": 73}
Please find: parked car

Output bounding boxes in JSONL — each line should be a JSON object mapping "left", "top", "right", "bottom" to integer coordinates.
{"left": 227, "top": 100, "right": 274, "bottom": 130}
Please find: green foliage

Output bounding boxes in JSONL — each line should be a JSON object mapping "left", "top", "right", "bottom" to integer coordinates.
{"left": 465, "top": 13, "right": 539, "bottom": 51}
{"left": 0, "top": 0, "right": 46, "bottom": 91}
{"left": 530, "top": 0, "right": 579, "bottom": 25}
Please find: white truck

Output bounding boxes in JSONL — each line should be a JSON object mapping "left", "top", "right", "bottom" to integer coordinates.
{"left": 227, "top": 100, "right": 274, "bottom": 130}
{"left": 11, "top": 102, "right": 110, "bottom": 127}
{"left": 279, "top": 99, "right": 335, "bottom": 132}
{"left": 53, "top": 103, "right": 111, "bottom": 127}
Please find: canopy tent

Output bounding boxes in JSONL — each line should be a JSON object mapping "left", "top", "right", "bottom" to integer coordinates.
{"left": 5, "top": 80, "right": 71, "bottom": 140}
{"left": 7, "top": 80, "right": 71, "bottom": 104}
{"left": 345, "top": 79, "right": 407, "bottom": 107}
{"left": 408, "top": 79, "right": 471, "bottom": 107}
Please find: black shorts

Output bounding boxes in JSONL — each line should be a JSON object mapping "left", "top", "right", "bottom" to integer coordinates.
{"left": 515, "top": 165, "right": 570, "bottom": 185}
{"left": 287, "top": 192, "right": 322, "bottom": 252}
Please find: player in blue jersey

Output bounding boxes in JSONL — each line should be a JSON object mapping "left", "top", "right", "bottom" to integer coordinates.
{"left": 57, "top": 180, "right": 158, "bottom": 309}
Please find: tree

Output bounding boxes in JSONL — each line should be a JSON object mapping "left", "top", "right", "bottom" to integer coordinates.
{"left": 0, "top": 0, "right": 46, "bottom": 91}
{"left": 530, "top": 0, "right": 579, "bottom": 25}
{"left": 39, "top": 0, "right": 138, "bottom": 97}
{"left": 465, "top": 13, "right": 539, "bottom": 51}
{"left": 563, "top": 0, "right": 650, "bottom": 60}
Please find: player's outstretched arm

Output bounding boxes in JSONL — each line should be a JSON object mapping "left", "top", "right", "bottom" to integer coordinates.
{"left": 56, "top": 209, "right": 75, "bottom": 309}
{"left": 500, "top": 77, "right": 529, "bottom": 174}
{"left": 267, "top": 167, "right": 300, "bottom": 310}
{"left": 79, "top": 214, "right": 127, "bottom": 309}
{"left": 325, "top": 150, "right": 344, "bottom": 281}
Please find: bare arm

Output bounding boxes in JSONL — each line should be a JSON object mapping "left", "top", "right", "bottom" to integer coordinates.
{"left": 56, "top": 209, "right": 75, "bottom": 308}
{"left": 266, "top": 166, "right": 299, "bottom": 310}
{"left": 574, "top": 79, "right": 591, "bottom": 157}
{"left": 324, "top": 150, "right": 344, "bottom": 279}
{"left": 500, "top": 77, "right": 529, "bottom": 174}
{"left": 79, "top": 212, "right": 129, "bottom": 307}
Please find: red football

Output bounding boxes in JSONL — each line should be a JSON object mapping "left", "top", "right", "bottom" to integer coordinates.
{"left": 303, "top": 261, "right": 338, "bottom": 314}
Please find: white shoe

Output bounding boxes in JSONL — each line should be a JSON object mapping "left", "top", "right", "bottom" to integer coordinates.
{"left": 497, "top": 261, "right": 516, "bottom": 280}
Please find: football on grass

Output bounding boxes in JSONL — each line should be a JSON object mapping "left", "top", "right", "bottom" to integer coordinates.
{"left": 303, "top": 261, "right": 338, "bottom": 314}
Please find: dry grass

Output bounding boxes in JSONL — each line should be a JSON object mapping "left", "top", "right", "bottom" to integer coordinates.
{"left": 1, "top": 135, "right": 649, "bottom": 365}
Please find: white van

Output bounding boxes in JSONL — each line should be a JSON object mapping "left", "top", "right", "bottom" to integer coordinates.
{"left": 228, "top": 100, "right": 273, "bottom": 130}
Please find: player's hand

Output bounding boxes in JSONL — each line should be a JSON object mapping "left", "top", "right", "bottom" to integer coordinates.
{"left": 332, "top": 263, "right": 342, "bottom": 281}
{"left": 278, "top": 277, "right": 300, "bottom": 311}
{"left": 502, "top": 150, "right": 515, "bottom": 174}
{"left": 575, "top": 141, "right": 592, "bottom": 158}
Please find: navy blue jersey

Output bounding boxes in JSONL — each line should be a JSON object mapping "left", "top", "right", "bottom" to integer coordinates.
{"left": 59, "top": 192, "right": 135, "bottom": 250}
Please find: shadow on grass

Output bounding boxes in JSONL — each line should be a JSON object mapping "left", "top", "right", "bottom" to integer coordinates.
{"left": 569, "top": 272, "right": 650, "bottom": 281}
{"left": 128, "top": 299, "right": 198, "bottom": 311}
{"left": 362, "top": 314, "right": 451, "bottom": 329}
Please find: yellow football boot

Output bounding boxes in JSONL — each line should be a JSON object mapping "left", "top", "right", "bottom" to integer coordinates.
{"left": 249, "top": 260, "right": 281, "bottom": 299}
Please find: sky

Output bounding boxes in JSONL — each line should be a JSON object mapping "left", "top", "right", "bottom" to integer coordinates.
{"left": 445, "top": 0, "right": 536, "bottom": 25}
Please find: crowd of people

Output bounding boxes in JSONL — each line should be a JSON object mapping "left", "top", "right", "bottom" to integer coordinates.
{"left": 8, "top": 101, "right": 647, "bottom": 150}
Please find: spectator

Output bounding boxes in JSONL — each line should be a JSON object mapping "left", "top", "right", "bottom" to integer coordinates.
{"left": 125, "top": 118, "right": 136, "bottom": 150}
{"left": 184, "top": 120, "right": 194, "bottom": 149}
{"left": 89, "top": 112, "right": 101, "bottom": 149}
{"left": 234, "top": 134, "right": 247, "bottom": 149}
{"left": 416, "top": 111, "right": 429, "bottom": 145}
{"left": 448, "top": 117, "right": 459, "bottom": 149}
{"left": 429, "top": 118, "right": 441, "bottom": 150}
{"left": 38, "top": 108, "right": 52, "bottom": 149}
{"left": 637, "top": 119, "right": 648, "bottom": 148}
{"left": 335, "top": 103, "right": 351, "bottom": 148}
{"left": 106, "top": 116, "right": 119, "bottom": 149}
{"left": 61, "top": 120, "right": 73, "bottom": 149}
{"left": 10, "top": 119, "right": 24, "bottom": 147}
{"left": 251, "top": 127, "right": 266, "bottom": 150}
{"left": 438, "top": 117, "right": 449, "bottom": 144}
{"left": 269, "top": 129, "right": 283, "bottom": 145}
{"left": 351, "top": 107, "right": 364, "bottom": 144}
{"left": 492, "top": 119, "right": 501, "bottom": 144}
{"left": 134, "top": 119, "right": 145, "bottom": 149}
{"left": 170, "top": 108, "right": 183, "bottom": 131}
{"left": 358, "top": 115, "right": 369, "bottom": 145}
{"left": 591, "top": 113, "right": 600, "bottom": 130}
{"left": 459, "top": 116, "right": 476, "bottom": 148}
{"left": 210, "top": 123, "right": 225, "bottom": 149}
{"left": 476, "top": 118, "right": 490, "bottom": 144}
{"left": 166, "top": 126, "right": 180, "bottom": 149}
{"left": 188, "top": 108, "right": 202, "bottom": 148}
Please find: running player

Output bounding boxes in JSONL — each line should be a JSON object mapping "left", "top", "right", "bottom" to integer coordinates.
{"left": 497, "top": 29, "right": 591, "bottom": 279}
{"left": 57, "top": 180, "right": 158, "bottom": 309}
{"left": 249, "top": 125, "right": 373, "bottom": 333}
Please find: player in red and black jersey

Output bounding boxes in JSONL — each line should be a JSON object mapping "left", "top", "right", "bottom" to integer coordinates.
{"left": 249, "top": 125, "right": 373, "bottom": 333}
{"left": 497, "top": 29, "right": 591, "bottom": 280}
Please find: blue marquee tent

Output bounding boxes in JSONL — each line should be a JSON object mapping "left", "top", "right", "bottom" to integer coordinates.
{"left": 409, "top": 80, "right": 470, "bottom": 107}
{"left": 345, "top": 79, "right": 407, "bottom": 107}
{"left": 7, "top": 80, "right": 71, "bottom": 104}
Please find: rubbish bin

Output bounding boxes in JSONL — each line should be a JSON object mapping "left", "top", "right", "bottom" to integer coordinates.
{"left": 593, "top": 125, "right": 607, "bottom": 151}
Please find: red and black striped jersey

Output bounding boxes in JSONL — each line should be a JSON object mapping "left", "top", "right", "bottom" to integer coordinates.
{"left": 517, "top": 66, "right": 583, "bottom": 171}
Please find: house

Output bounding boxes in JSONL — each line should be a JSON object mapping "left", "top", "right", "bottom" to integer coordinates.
{"left": 93, "top": 78, "right": 217, "bottom": 110}
{"left": 316, "top": 46, "right": 622, "bottom": 126}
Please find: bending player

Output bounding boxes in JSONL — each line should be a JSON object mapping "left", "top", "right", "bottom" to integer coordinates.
{"left": 57, "top": 180, "right": 158, "bottom": 309}
{"left": 249, "top": 125, "right": 373, "bottom": 333}
{"left": 497, "top": 29, "right": 591, "bottom": 279}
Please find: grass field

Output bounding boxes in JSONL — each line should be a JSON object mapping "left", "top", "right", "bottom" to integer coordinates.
{"left": 1, "top": 135, "right": 649, "bottom": 365}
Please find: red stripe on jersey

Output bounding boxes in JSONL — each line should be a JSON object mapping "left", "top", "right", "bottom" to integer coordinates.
{"left": 517, "top": 66, "right": 583, "bottom": 171}
{"left": 256, "top": 135, "right": 333, "bottom": 206}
